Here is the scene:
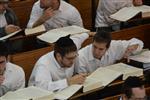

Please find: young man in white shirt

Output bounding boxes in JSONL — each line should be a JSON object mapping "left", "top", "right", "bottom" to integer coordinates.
{"left": 28, "top": 33, "right": 90, "bottom": 92}
{"left": 0, "top": 42, "right": 25, "bottom": 95}
{"left": 76, "top": 30, "right": 143, "bottom": 73}
{"left": 27, "top": 0, "right": 83, "bottom": 30}
{"left": 95, "top": 0, "right": 143, "bottom": 32}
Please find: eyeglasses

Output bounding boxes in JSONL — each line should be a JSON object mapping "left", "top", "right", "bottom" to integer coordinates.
{"left": 63, "top": 53, "right": 79, "bottom": 61}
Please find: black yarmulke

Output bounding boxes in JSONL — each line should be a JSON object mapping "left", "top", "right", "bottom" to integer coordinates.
{"left": 124, "top": 76, "right": 143, "bottom": 88}
{"left": 55, "top": 35, "right": 74, "bottom": 47}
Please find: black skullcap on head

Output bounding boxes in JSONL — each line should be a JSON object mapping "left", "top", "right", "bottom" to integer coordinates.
{"left": 54, "top": 35, "right": 77, "bottom": 57}
{"left": 124, "top": 76, "right": 144, "bottom": 88}
{"left": 0, "top": 41, "right": 9, "bottom": 57}
{"left": 55, "top": 35, "right": 74, "bottom": 48}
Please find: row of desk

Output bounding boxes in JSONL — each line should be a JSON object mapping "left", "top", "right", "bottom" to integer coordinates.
{"left": 6, "top": 24, "right": 150, "bottom": 99}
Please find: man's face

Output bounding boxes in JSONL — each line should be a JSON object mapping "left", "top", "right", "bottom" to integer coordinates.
{"left": 133, "top": 0, "right": 143, "bottom": 6}
{"left": 92, "top": 41, "right": 107, "bottom": 59}
{"left": 130, "top": 87, "right": 146, "bottom": 100}
{"left": 0, "top": 3, "right": 8, "bottom": 14}
{"left": 0, "top": 56, "right": 7, "bottom": 74}
{"left": 60, "top": 51, "right": 78, "bottom": 68}
{"left": 40, "top": 0, "right": 52, "bottom": 9}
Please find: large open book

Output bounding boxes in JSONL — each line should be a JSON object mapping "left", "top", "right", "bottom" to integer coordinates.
{"left": 25, "top": 25, "right": 46, "bottom": 36}
{"left": 110, "top": 5, "right": 150, "bottom": 21}
{"left": 0, "top": 86, "right": 54, "bottom": 100}
{"left": 53, "top": 63, "right": 143, "bottom": 98}
{"left": 37, "top": 25, "right": 90, "bottom": 43}
{"left": 0, "top": 29, "right": 22, "bottom": 41}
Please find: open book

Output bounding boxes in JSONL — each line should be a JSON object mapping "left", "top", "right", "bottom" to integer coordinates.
{"left": 0, "top": 29, "right": 22, "bottom": 41}
{"left": 37, "top": 25, "right": 90, "bottom": 43}
{"left": 53, "top": 63, "right": 143, "bottom": 99}
{"left": 106, "top": 63, "right": 143, "bottom": 80}
{"left": 129, "top": 50, "right": 150, "bottom": 63}
{"left": 110, "top": 5, "right": 150, "bottom": 21}
{"left": 25, "top": 25, "right": 46, "bottom": 36}
{"left": 129, "top": 50, "right": 150, "bottom": 70}
{"left": 0, "top": 86, "right": 54, "bottom": 100}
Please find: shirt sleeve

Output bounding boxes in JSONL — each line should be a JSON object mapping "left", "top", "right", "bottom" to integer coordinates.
{"left": 33, "top": 64, "right": 68, "bottom": 92}
{"left": 75, "top": 56, "right": 89, "bottom": 73}
{"left": 70, "top": 33, "right": 89, "bottom": 50}
{"left": 15, "top": 67, "right": 25, "bottom": 90}
{"left": 27, "top": 1, "right": 42, "bottom": 28}
{"left": 67, "top": 6, "right": 83, "bottom": 27}
{"left": 111, "top": 38, "right": 144, "bottom": 60}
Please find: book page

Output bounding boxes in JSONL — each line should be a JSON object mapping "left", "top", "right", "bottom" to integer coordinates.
{"left": 0, "top": 86, "right": 54, "bottom": 100}
{"left": 0, "top": 29, "right": 22, "bottom": 41}
{"left": 134, "top": 5, "right": 150, "bottom": 13}
{"left": 37, "top": 25, "right": 90, "bottom": 43}
{"left": 83, "top": 67, "right": 122, "bottom": 92}
{"left": 54, "top": 84, "right": 82, "bottom": 100}
{"left": 110, "top": 7, "right": 140, "bottom": 21}
{"left": 25, "top": 25, "right": 46, "bottom": 35}
{"left": 129, "top": 50, "right": 150, "bottom": 63}
{"left": 134, "top": 5, "right": 150, "bottom": 17}
{"left": 106, "top": 63, "right": 143, "bottom": 80}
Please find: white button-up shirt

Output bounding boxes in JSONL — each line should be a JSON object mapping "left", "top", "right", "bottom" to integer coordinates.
{"left": 2, "top": 62, "right": 25, "bottom": 91}
{"left": 28, "top": 33, "right": 89, "bottom": 91}
{"left": 95, "top": 0, "right": 133, "bottom": 27}
{"left": 76, "top": 38, "right": 143, "bottom": 73}
{"left": 0, "top": 11, "right": 7, "bottom": 27}
{"left": 27, "top": 0, "right": 83, "bottom": 30}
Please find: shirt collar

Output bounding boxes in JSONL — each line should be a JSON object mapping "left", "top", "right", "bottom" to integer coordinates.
{"left": 51, "top": 51, "right": 62, "bottom": 69}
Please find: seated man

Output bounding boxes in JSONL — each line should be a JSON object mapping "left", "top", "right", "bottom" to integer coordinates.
{"left": 0, "top": 0, "right": 20, "bottom": 37}
{"left": 27, "top": 0, "right": 83, "bottom": 30}
{"left": 122, "top": 76, "right": 149, "bottom": 100}
{"left": 76, "top": 30, "right": 143, "bottom": 73}
{"left": 0, "top": 42, "right": 25, "bottom": 95}
{"left": 28, "top": 33, "right": 90, "bottom": 92}
{"left": 95, "top": 0, "right": 143, "bottom": 32}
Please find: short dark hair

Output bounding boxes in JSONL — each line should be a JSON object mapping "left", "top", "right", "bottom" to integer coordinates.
{"left": 123, "top": 76, "right": 144, "bottom": 99}
{"left": 0, "top": 41, "right": 9, "bottom": 58}
{"left": 93, "top": 30, "right": 112, "bottom": 48}
{"left": 54, "top": 35, "right": 77, "bottom": 57}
